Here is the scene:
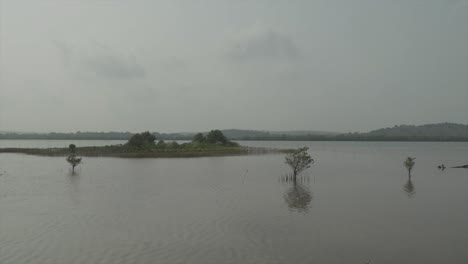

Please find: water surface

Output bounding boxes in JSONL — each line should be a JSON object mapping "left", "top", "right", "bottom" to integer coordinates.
{"left": 1, "top": 141, "right": 467, "bottom": 263}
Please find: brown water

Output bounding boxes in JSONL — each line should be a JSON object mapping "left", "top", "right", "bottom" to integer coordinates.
{"left": 1, "top": 141, "right": 467, "bottom": 264}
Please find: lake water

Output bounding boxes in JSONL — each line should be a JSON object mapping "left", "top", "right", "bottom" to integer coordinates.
{"left": 1, "top": 140, "right": 467, "bottom": 264}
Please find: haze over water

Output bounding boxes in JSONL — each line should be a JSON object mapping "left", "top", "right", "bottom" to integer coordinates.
{"left": 1, "top": 141, "right": 467, "bottom": 264}
{"left": 2, "top": 0, "right": 467, "bottom": 262}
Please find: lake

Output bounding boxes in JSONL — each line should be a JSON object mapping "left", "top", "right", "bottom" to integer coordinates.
{"left": 1, "top": 140, "right": 467, "bottom": 264}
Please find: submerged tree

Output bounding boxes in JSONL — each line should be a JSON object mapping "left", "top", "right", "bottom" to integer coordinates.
{"left": 285, "top": 147, "right": 314, "bottom": 181}
{"left": 66, "top": 144, "right": 82, "bottom": 174}
{"left": 404, "top": 157, "right": 416, "bottom": 178}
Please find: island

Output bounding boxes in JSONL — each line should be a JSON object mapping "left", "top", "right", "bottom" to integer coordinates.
{"left": 0, "top": 130, "right": 291, "bottom": 158}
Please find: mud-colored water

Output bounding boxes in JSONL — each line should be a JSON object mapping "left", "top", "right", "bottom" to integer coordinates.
{"left": 1, "top": 141, "right": 467, "bottom": 263}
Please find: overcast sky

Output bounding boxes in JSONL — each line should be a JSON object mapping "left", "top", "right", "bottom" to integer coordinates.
{"left": 0, "top": 0, "right": 467, "bottom": 133}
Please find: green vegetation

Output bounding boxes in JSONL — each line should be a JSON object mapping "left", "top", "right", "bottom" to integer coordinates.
{"left": 206, "top": 129, "right": 228, "bottom": 144}
{"left": 192, "top": 130, "right": 239, "bottom": 146}
{"left": 127, "top": 131, "right": 156, "bottom": 148}
{"left": 193, "top": 133, "right": 206, "bottom": 143}
{"left": 284, "top": 147, "right": 314, "bottom": 181}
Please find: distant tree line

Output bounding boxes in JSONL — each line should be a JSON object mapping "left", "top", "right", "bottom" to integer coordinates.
{"left": 1, "top": 123, "right": 467, "bottom": 142}
{"left": 2, "top": 132, "right": 468, "bottom": 141}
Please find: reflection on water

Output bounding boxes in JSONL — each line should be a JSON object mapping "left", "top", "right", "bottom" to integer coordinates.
{"left": 283, "top": 182, "right": 313, "bottom": 212}
{"left": 403, "top": 179, "right": 416, "bottom": 198}
{"left": 66, "top": 171, "right": 82, "bottom": 206}
{"left": 279, "top": 174, "right": 310, "bottom": 184}
{"left": 67, "top": 166, "right": 82, "bottom": 176}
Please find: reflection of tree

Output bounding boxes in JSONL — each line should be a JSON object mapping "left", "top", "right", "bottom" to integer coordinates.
{"left": 66, "top": 171, "right": 82, "bottom": 206}
{"left": 284, "top": 183, "right": 312, "bottom": 212}
{"left": 403, "top": 179, "right": 416, "bottom": 198}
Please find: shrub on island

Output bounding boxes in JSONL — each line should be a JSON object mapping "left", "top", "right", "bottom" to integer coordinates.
{"left": 126, "top": 131, "right": 156, "bottom": 148}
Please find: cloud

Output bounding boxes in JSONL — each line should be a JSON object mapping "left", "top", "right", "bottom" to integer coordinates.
{"left": 448, "top": 0, "right": 468, "bottom": 15}
{"left": 228, "top": 28, "right": 299, "bottom": 62}
{"left": 54, "top": 41, "right": 146, "bottom": 80}
{"left": 54, "top": 40, "right": 74, "bottom": 66}
{"left": 83, "top": 54, "right": 145, "bottom": 79}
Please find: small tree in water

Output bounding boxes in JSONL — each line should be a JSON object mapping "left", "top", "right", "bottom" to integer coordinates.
{"left": 66, "top": 144, "right": 82, "bottom": 174}
{"left": 285, "top": 147, "right": 314, "bottom": 181}
{"left": 404, "top": 157, "right": 415, "bottom": 178}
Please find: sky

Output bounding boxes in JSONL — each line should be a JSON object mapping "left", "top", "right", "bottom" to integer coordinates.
{"left": 0, "top": 0, "right": 467, "bottom": 133}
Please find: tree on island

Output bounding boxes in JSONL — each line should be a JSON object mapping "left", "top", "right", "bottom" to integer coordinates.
{"left": 206, "top": 130, "right": 228, "bottom": 144}
{"left": 156, "top": 140, "right": 167, "bottom": 148}
{"left": 404, "top": 157, "right": 415, "bottom": 178}
{"left": 66, "top": 144, "right": 82, "bottom": 174}
{"left": 285, "top": 147, "right": 314, "bottom": 181}
{"left": 192, "top": 130, "right": 239, "bottom": 147}
{"left": 127, "top": 131, "right": 156, "bottom": 148}
{"left": 193, "top": 133, "right": 206, "bottom": 143}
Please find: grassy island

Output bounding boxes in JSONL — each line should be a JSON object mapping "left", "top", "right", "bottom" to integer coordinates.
{"left": 0, "top": 130, "right": 291, "bottom": 158}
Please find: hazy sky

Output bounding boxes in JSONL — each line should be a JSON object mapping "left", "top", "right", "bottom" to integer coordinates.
{"left": 1, "top": 0, "right": 467, "bottom": 133}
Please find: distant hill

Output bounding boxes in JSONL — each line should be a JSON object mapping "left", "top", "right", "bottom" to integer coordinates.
{"left": 367, "top": 123, "right": 468, "bottom": 138}
{"left": 220, "top": 129, "right": 337, "bottom": 139}
{"left": 217, "top": 129, "right": 271, "bottom": 139}
{"left": 152, "top": 129, "right": 337, "bottom": 141}
{"left": 270, "top": 130, "right": 339, "bottom": 136}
